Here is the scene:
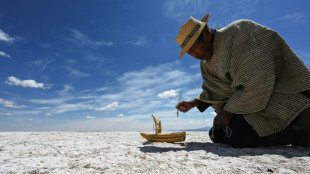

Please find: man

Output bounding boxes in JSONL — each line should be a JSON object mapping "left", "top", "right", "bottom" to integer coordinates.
{"left": 175, "top": 13, "right": 310, "bottom": 148}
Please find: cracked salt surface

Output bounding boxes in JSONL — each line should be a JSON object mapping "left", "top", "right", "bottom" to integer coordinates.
{"left": 0, "top": 132, "right": 309, "bottom": 173}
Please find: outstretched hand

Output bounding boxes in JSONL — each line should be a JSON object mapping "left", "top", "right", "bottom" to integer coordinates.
{"left": 176, "top": 100, "right": 196, "bottom": 113}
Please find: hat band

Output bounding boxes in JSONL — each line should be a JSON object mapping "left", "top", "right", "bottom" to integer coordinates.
{"left": 180, "top": 23, "right": 202, "bottom": 48}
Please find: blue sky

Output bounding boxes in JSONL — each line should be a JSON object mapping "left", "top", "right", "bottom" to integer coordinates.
{"left": 0, "top": 0, "right": 309, "bottom": 131}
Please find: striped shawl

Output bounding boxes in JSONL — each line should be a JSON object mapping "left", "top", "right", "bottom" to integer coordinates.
{"left": 196, "top": 20, "right": 310, "bottom": 136}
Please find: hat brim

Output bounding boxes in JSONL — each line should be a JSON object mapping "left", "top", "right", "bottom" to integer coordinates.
{"left": 179, "top": 22, "right": 206, "bottom": 59}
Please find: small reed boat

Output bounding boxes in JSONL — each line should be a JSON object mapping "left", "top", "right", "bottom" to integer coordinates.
{"left": 140, "top": 114, "right": 186, "bottom": 142}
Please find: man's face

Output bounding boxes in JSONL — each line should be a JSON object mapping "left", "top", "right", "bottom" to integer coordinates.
{"left": 187, "top": 36, "right": 213, "bottom": 60}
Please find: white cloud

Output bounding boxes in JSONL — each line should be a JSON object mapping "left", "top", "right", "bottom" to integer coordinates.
{"left": 0, "top": 113, "right": 12, "bottom": 116}
{"left": 66, "top": 58, "right": 76, "bottom": 64}
{"left": 283, "top": 12, "right": 307, "bottom": 24}
{"left": 54, "top": 103, "right": 91, "bottom": 114}
{"left": 185, "top": 88, "right": 202, "bottom": 97}
{"left": 0, "top": 60, "right": 216, "bottom": 131}
{"left": 57, "top": 84, "right": 74, "bottom": 96}
{"left": 39, "top": 43, "right": 51, "bottom": 48}
{"left": 117, "top": 114, "right": 124, "bottom": 117}
{"left": 128, "top": 35, "right": 147, "bottom": 46}
{"left": 30, "top": 95, "right": 93, "bottom": 115}
{"left": 158, "top": 89, "right": 178, "bottom": 98}
{"left": 36, "top": 107, "right": 52, "bottom": 110}
{"left": 90, "top": 62, "right": 201, "bottom": 115}
{"left": 70, "top": 29, "right": 113, "bottom": 47}
{"left": 163, "top": 0, "right": 259, "bottom": 28}
{"left": 117, "top": 62, "right": 199, "bottom": 91}
{"left": 94, "top": 41, "right": 114, "bottom": 47}
{"left": 67, "top": 67, "right": 89, "bottom": 78}
{"left": 45, "top": 113, "right": 52, "bottom": 116}
{"left": 189, "top": 64, "right": 200, "bottom": 69}
{"left": 163, "top": 0, "right": 210, "bottom": 22}
{"left": 0, "top": 98, "right": 25, "bottom": 109}
{"left": 86, "top": 115, "right": 96, "bottom": 119}
{"left": 30, "top": 98, "right": 72, "bottom": 105}
{"left": 31, "top": 57, "right": 55, "bottom": 71}
{"left": 0, "top": 51, "right": 11, "bottom": 58}
{"left": 0, "top": 29, "right": 15, "bottom": 43}
{"left": 5, "top": 76, "right": 45, "bottom": 89}
{"left": 210, "top": 111, "right": 217, "bottom": 117}
{"left": 6, "top": 62, "right": 202, "bottom": 123}
{"left": 94, "top": 102, "right": 119, "bottom": 111}
{"left": 96, "top": 87, "right": 110, "bottom": 92}
{"left": 84, "top": 55, "right": 105, "bottom": 65}
{"left": 9, "top": 110, "right": 41, "bottom": 116}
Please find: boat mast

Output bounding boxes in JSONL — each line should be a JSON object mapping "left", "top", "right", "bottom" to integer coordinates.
{"left": 151, "top": 114, "right": 162, "bottom": 134}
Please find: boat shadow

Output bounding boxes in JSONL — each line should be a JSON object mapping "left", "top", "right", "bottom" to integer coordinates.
{"left": 139, "top": 141, "right": 310, "bottom": 158}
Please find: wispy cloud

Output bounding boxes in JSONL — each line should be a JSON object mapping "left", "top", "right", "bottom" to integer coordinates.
{"left": 209, "top": 0, "right": 259, "bottom": 27}
{"left": 27, "top": 62, "right": 199, "bottom": 116}
{"left": 0, "top": 98, "right": 25, "bottom": 109}
{"left": 30, "top": 97, "right": 73, "bottom": 105}
{"left": 94, "top": 102, "right": 119, "bottom": 111}
{"left": 54, "top": 103, "right": 91, "bottom": 114}
{"left": 84, "top": 55, "right": 105, "bottom": 65}
{"left": 0, "top": 61, "right": 213, "bottom": 131}
{"left": 128, "top": 35, "right": 147, "bottom": 46}
{"left": 117, "top": 62, "right": 198, "bottom": 91}
{"left": 57, "top": 84, "right": 74, "bottom": 96}
{"left": 30, "top": 96, "right": 92, "bottom": 114}
{"left": 283, "top": 12, "right": 308, "bottom": 24}
{"left": 67, "top": 67, "right": 89, "bottom": 78}
{"left": 163, "top": 0, "right": 211, "bottom": 22}
{"left": 69, "top": 29, "right": 113, "bottom": 47}
{"left": 4, "top": 76, "right": 46, "bottom": 89}
{"left": 31, "top": 56, "right": 56, "bottom": 71}
{"left": 117, "top": 113, "right": 124, "bottom": 117}
{"left": 98, "top": 62, "right": 201, "bottom": 114}
{"left": 11, "top": 62, "right": 202, "bottom": 125}
{"left": 38, "top": 43, "right": 51, "bottom": 48}
{"left": 0, "top": 29, "right": 15, "bottom": 43}
{"left": 0, "top": 51, "right": 11, "bottom": 58}
{"left": 45, "top": 113, "right": 52, "bottom": 116}
{"left": 0, "top": 112, "right": 12, "bottom": 116}
{"left": 86, "top": 115, "right": 96, "bottom": 119}
{"left": 163, "top": 0, "right": 259, "bottom": 27}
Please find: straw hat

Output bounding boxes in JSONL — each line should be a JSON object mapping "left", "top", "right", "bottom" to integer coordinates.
{"left": 176, "top": 13, "right": 210, "bottom": 58}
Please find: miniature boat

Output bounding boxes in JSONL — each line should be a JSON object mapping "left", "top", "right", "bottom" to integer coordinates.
{"left": 140, "top": 115, "right": 186, "bottom": 142}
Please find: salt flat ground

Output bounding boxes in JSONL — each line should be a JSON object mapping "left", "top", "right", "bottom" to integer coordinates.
{"left": 0, "top": 132, "right": 310, "bottom": 174}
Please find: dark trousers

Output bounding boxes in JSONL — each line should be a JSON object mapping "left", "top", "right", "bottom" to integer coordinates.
{"left": 209, "top": 108, "right": 310, "bottom": 148}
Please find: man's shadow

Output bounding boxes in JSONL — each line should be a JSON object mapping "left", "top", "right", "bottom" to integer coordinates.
{"left": 139, "top": 141, "right": 310, "bottom": 158}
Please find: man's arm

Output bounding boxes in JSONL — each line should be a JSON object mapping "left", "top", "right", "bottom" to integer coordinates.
{"left": 194, "top": 99, "right": 211, "bottom": 112}
{"left": 176, "top": 99, "right": 211, "bottom": 113}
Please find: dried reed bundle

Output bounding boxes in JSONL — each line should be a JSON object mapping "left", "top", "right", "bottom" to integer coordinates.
{"left": 140, "top": 132, "right": 186, "bottom": 143}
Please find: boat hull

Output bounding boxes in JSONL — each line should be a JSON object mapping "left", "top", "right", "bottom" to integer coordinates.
{"left": 140, "top": 132, "right": 186, "bottom": 142}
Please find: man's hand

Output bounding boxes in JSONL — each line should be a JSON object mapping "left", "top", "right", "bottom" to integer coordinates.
{"left": 213, "top": 110, "right": 234, "bottom": 129}
{"left": 176, "top": 100, "right": 196, "bottom": 113}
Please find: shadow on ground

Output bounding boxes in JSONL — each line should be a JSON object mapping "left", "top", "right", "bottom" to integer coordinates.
{"left": 139, "top": 141, "right": 310, "bottom": 158}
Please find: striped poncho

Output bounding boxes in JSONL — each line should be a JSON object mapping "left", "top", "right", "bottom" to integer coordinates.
{"left": 196, "top": 19, "right": 310, "bottom": 137}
